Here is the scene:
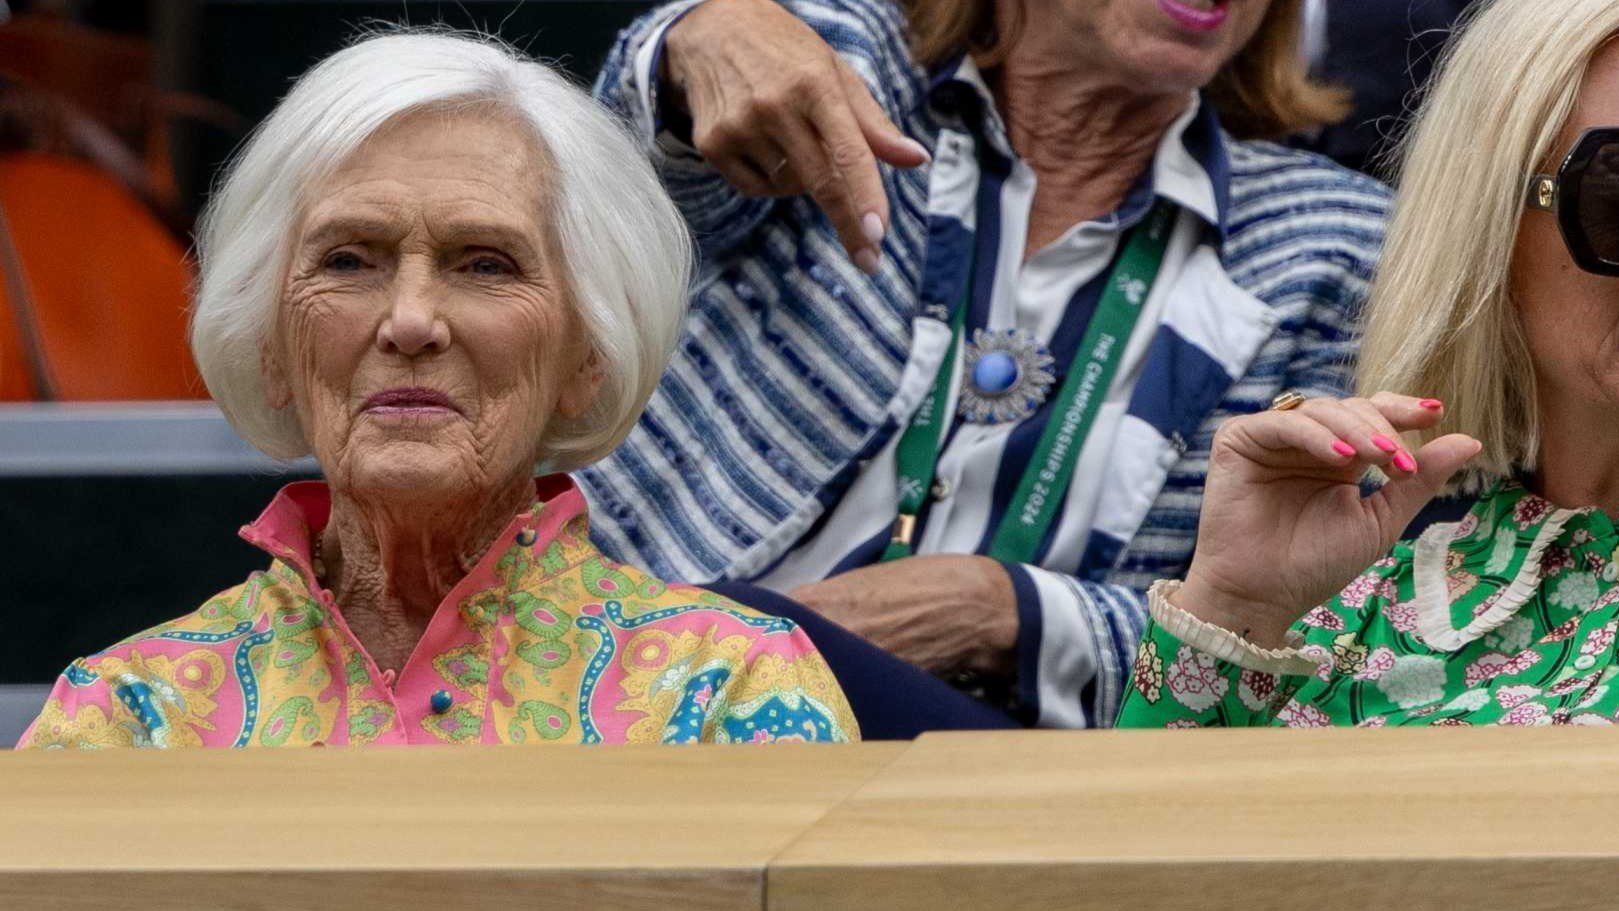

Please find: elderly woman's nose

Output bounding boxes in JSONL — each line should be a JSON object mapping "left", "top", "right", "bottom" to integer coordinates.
{"left": 377, "top": 278, "right": 451, "bottom": 356}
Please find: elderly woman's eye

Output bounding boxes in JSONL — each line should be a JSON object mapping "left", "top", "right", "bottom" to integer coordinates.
{"left": 465, "top": 254, "right": 514, "bottom": 277}
{"left": 323, "top": 250, "right": 367, "bottom": 272}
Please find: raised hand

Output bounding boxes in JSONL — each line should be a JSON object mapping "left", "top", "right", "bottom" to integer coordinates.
{"left": 1175, "top": 393, "right": 1482, "bottom": 648}
{"left": 662, "top": 0, "right": 932, "bottom": 272}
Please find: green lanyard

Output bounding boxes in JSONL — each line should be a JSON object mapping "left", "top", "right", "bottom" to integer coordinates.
{"left": 880, "top": 281, "right": 969, "bottom": 563}
{"left": 883, "top": 199, "right": 1177, "bottom": 566}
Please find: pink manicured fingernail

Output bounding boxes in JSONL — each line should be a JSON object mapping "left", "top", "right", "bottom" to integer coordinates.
{"left": 904, "top": 137, "right": 932, "bottom": 163}
{"left": 1419, "top": 398, "right": 1443, "bottom": 411}
{"left": 1371, "top": 434, "right": 1398, "bottom": 453}
{"left": 1392, "top": 451, "right": 1418, "bottom": 473}
{"left": 861, "top": 212, "right": 886, "bottom": 245}
{"left": 855, "top": 247, "right": 881, "bottom": 275}
{"left": 1331, "top": 440, "right": 1356, "bottom": 458}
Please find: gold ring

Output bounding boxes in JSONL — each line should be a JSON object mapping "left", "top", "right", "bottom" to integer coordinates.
{"left": 1271, "top": 391, "right": 1306, "bottom": 412}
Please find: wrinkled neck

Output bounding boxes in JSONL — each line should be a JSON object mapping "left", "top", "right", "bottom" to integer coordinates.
{"left": 984, "top": 8, "right": 1189, "bottom": 250}
{"left": 319, "top": 478, "right": 531, "bottom": 672}
{"left": 993, "top": 68, "right": 1185, "bottom": 187}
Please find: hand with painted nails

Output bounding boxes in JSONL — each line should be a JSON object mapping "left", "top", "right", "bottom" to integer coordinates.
{"left": 662, "top": 0, "right": 930, "bottom": 273}
{"left": 1174, "top": 393, "right": 1481, "bottom": 649}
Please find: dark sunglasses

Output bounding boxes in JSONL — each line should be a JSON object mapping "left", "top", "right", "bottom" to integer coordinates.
{"left": 1526, "top": 127, "right": 1619, "bottom": 276}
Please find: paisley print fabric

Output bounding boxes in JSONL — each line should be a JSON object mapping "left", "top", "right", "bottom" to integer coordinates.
{"left": 21, "top": 477, "right": 857, "bottom": 748}
{"left": 1119, "top": 482, "right": 1619, "bottom": 728}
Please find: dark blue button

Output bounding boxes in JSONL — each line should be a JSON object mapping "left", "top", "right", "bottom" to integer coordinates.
{"left": 972, "top": 352, "right": 1020, "bottom": 394}
{"left": 430, "top": 690, "right": 453, "bottom": 715}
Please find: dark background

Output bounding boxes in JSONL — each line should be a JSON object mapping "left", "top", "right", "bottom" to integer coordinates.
{"left": 1, "top": 476, "right": 297, "bottom": 681}
{"left": 10, "top": 0, "right": 656, "bottom": 220}
{"left": 187, "top": 1, "right": 656, "bottom": 214}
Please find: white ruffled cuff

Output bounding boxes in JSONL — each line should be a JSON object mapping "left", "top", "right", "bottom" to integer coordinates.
{"left": 1148, "top": 580, "right": 1324, "bottom": 677}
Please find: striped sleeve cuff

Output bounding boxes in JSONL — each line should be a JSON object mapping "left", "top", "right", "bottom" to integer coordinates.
{"left": 631, "top": 0, "right": 707, "bottom": 150}
{"left": 1003, "top": 563, "right": 1149, "bottom": 730}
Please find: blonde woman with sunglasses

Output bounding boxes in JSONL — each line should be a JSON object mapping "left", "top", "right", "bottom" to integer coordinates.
{"left": 1120, "top": 0, "right": 1619, "bottom": 728}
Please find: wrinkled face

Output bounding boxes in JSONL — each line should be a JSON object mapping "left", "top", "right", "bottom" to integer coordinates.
{"left": 1043, "top": 0, "right": 1272, "bottom": 94}
{"left": 1514, "top": 42, "right": 1619, "bottom": 422}
{"left": 265, "top": 107, "right": 601, "bottom": 504}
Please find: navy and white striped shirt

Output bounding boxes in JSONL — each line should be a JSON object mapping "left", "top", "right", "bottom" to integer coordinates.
{"left": 583, "top": 0, "right": 1392, "bottom": 728}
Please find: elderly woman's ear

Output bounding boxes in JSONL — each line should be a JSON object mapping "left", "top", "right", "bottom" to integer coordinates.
{"left": 554, "top": 347, "right": 606, "bottom": 421}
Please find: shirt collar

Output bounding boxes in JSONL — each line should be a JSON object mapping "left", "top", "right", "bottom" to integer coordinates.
{"left": 238, "top": 474, "right": 588, "bottom": 596}
{"left": 1475, "top": 479, "right": 1619, "bottom": 551}
{"left": 927, "top": 56, "right": 1231, "bottom": 239}
{"left": 1158, "top": 94, "right": 1230, "bottom": 240}
{"left": 927, "top": 55, "right": 1011, "bottom": 159}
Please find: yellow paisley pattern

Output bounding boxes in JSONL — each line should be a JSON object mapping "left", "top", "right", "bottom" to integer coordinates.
{"left": 21, "top": 480, "right": 858, "bottom": 748}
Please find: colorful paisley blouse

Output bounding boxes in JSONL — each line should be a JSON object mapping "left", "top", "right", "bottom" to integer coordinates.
{"left": 21, "top": 477, "right": 858, "bottom": 748}
{"left": 1119, "top": 482, "right": 1619, "bottom": 728}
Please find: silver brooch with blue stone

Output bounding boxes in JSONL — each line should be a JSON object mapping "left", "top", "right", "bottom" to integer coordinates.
{"left": 957, "top": 328, "right": 1056, "bottom": 424}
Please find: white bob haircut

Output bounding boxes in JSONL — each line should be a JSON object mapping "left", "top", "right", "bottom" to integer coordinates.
{"left": 192, "top": 30, "right": 692, "bottom": 471}
{"left": 1358, "top": 0, "right": 1619, "bottom": 492}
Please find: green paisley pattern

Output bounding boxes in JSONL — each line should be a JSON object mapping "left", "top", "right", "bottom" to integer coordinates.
{"left": 259, "top": 696, "right": 320, "bottom": 746}
{"left": 508, "top": 699, "right": 572, "bottom": 742}
{"left": 432, "top": 646, "right": 489, "bottom": 689}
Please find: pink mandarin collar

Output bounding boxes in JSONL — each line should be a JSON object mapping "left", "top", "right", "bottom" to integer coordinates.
{"left": 237, "top": 474, "right": 587, "bottom": 590}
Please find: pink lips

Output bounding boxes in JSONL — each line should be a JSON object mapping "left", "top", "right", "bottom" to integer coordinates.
{"left": 361, "top": 386, "right": 460, "bottom": 417}
{"left": 1157, "top": 0, "right": 1228, "bottom": 32}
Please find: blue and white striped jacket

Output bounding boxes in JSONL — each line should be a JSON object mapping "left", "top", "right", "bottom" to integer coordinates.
{"left": 582, "top": 0, "right": 1392, "bottom": 727}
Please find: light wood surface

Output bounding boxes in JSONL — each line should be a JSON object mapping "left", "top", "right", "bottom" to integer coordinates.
{"left": 0, "top": 742, "right": 904, "bottom": 910}
{"left": 769, "top": 728, "right": 1619, "bottom": 910}
{"left": 9, "top": 730, "right": 1619, "bottom": 910}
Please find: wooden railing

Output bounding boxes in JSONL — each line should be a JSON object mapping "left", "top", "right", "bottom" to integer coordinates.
{"left": 3, "top": 728, "right": 1614, "bottom": 909}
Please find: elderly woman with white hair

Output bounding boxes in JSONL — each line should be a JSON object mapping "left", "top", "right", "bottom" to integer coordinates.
{"left": 1119, "top": 0, "right": 1619, "bottom": 728}
{"left": 20, "top": 32, "right": 856, "bottom": 748}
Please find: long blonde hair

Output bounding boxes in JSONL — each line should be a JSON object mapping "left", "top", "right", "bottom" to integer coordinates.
{"left": 1357, "top": 0, "right": 1619, "bottom": 492}
{"left": 900, "top": 0, "right": 1346, "bottom": 139}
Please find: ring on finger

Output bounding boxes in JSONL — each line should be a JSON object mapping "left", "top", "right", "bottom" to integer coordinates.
{"left": 1271, "top": 391, "right": 1307, "bottom": 412}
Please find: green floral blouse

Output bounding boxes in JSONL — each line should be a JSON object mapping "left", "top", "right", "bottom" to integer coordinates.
{"left": 1118, "top": 482, "right": 1619, "bottom": 728}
